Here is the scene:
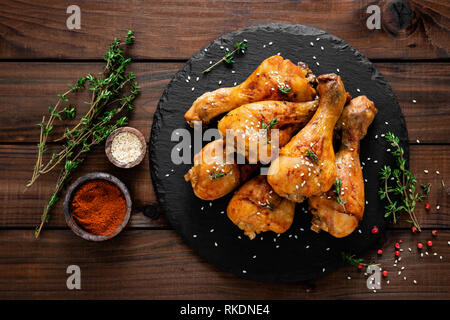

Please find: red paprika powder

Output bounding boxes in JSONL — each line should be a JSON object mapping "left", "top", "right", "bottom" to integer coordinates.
{"left": 71, "top": 180, "right": 127, "bottom": 235}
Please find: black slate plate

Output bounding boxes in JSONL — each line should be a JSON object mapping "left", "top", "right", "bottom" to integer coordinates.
{"left": 149, "top": 23, "right": 409, "bottom": 282}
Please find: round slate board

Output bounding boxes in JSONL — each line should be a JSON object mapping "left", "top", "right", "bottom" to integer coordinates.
{"left": 149, "top": 23, "right": 409, "bottom": 282}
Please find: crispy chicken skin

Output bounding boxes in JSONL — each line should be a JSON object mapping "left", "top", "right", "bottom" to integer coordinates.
{"left": 267, "top": 74, "right": 348, "bottom": 203}
{"left": 227, "top": 176, "right": 295, "bottom": 240}
{"left": 217, "top": 100, "right": 319, "bottom": 163}
{"left": 184, "top": 139, "right": 257, "bottom": 200}
{"left": 184, "top": 55, "right": 317, "bottom": 126}
{"left": 308, "top": 96, "right": 378, "bottom": 238}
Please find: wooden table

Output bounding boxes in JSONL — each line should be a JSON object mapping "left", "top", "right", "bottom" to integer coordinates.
{"left": 0, "top": 0, "right": 448, "bottom": 300}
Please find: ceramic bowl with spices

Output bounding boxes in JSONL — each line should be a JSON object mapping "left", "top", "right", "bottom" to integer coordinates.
{"left": 64, "top": 172, "right": 132, "bottom": 241}
{"left": 105, "top": 127, "right": 146, "bottom": 168}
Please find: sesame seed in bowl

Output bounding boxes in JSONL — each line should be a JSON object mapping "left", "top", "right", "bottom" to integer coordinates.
{"left": 105, "top": 127, "right": 147, "bottom": 168}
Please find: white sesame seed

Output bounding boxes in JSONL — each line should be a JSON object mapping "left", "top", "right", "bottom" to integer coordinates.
{"left": 424, "top": 169, "right": 429, "bottom": 174}
{"left": 412, "top": 99, "right": 417, "bottom": 103}
{"left": 269, "top": 42, "right": 273, "bottom": 45}
{"left": 193, "top": 234, "right": 197, "bottom": 238}
{"left": 242, "top": 270, "right": 247, "bottom": 274}
{"left": 310, "top": 42, "right": 314, "bottom": 46}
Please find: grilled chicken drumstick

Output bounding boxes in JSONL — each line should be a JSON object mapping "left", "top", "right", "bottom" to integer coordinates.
{"left": 218, "top": 100, "right": 318, "bottom": 163}
{"left": 267, "top": 74, "right": 348, "bottom": 203}
{"left": 184, "top": 139, "right": 257, "bottom": 200}
{"left": 184, "top": 55, "right": 316, "bottom": 126}
{"left": 227, "top": 175, "right": 295, "bottom": 240}
{"left": 308, "top": 95, "right": 378, "bottom": 238}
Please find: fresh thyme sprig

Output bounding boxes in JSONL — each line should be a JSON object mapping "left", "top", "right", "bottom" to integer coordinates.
{"left": 278, "top": 85, "right": 291, "bottom": 94}
{"left": 261, "top": 118, "right": 278, "bottom": 131}
{"left": 378, "top": 132, "right": 424, "bottom": 231}
{"left": 306, "top": 149, "right": 319, "bottom": 164}
{"left": 203, "top": 41, "right": 247, "bottom": 73}
{"left": 341, "top": 252, "right": 379, "bottom": 267}
{"left": 334, "top": 179, "right": 347, "bottom": 211}
{"left": 27, "top": 30, "right": 139, "bottom": 238}
{"left": 209, "top": 171, "right": 225, "bottom": 180}
{"left": 262, "top": 203, "right": 274, "bottom": 211}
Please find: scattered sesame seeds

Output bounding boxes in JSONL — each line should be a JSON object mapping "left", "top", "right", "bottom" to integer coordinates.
{"left": 416, "top": 139, "right": 420, "bottom": 143}
{"left": 193, "top": 234, "right": 197, "bottom": 238}
{"left": 424, "top": 169, "right": 429, "bottom": 174}
{"left": 191, "top": 87, "right": 195, "bottom": 91}
{"left": 412, "top": 99, "right": 417, "bottom": 103}
{"left": 310, "top": 42, "right": 314, "bottom": 46}
{"left": 214, "top": 242, "right": 218, "bottom": 247}
{"left": 269, "top": 42, "right": 273, "bottom": 46}
{"left": 242, "top": 270, "right": 247, "bottom": 274}
{"left": 357, "top": 88, "right": 361, "bottom": 92}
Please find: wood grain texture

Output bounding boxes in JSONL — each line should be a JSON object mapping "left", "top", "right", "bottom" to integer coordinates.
{"left": 0, "top": 0, "right": 448, "bottom": 60}
{"left": 0, "top": 144, "right": 448, "bottom": 229}
{"left": 0, "top": 62, "right": 448, "bottom": 144}
{"left": 0, "top": 229, "right": 448, "bottom": 299}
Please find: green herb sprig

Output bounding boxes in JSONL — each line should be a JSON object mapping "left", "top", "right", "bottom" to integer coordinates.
{"left": 262, "top": 203, "right": 274, "bottom": 211}
{"left": 306, "top": 149, "right": 319, "bottom": 164}
{"left": 203, "top": 41, "right": 247, "bottom": 73}
{"left": 278, "top": 86, "right": 291, "bottom": 94}
{"left": 27, "top": 31, "right": 139, "bottom": 238}
{"left": 334, "top": 179, "right": 347, "bottom": 211}
{"left": 378, "top": 132, "right": 424, "bottom": 231}
{"left": 261, "top": 118, "right": 278, "bottom": 131}
{"left": 341, "top": 252, "right": 379, "bottom": 267}
{"left": 209, "top": 171, "right": 225, "bottom": 180}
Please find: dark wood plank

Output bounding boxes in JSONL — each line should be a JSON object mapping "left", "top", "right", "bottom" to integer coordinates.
{"left": 0, "top": 62, "right": 182, "bottom": 143}
{"left": 0, "top": 62, "right": 449, "bottom": 144}
{"left": 0, "top": 229, "right": 448, "bottom": 299}
{"left": 376, "top": 62, "right": 450, "bottom": 144}
{"left": 0, "top": 144, "right": 448, "bottom": 229}
{"left": 0, "top": 0, "right": 448, "bottom": 60}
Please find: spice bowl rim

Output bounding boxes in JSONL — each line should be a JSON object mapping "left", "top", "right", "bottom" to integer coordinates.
{"left": 63, "top": 172, "right": 132, "bottom": 241}
{"left": 105, "top": 126, "right": 147, "bottom": 169}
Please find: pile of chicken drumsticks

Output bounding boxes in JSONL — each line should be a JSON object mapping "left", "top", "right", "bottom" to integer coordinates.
{"left": 184, "top": 55, "right": 378, "bottom": 240}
